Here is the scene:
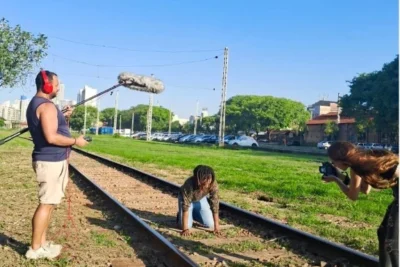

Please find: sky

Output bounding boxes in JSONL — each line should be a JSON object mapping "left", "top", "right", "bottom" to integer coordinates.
{"left": 1, "top": 0, "right": 398, "bottom": 119}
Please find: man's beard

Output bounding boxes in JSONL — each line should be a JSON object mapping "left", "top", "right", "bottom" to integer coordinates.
{"left": 50, "top": 93, "right": 57, "bottom": 99}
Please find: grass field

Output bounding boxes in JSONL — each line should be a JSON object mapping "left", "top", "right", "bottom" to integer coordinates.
{"left": 0, "top": 130, "right": 394, "bottom": 256}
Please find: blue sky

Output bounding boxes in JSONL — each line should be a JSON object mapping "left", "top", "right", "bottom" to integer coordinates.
{"left": 1, "top": 0, "right": 398, "bottom": 119}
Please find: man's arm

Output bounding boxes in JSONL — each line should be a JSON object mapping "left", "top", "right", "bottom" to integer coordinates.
{"left": 39, "top": 103, "right": 76, "bottom": 146}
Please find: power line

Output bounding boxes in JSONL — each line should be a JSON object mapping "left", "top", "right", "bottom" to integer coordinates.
{"left": 48, "top": 35, "right": 224, "bottom": 53}
{"left": 50, "top": 53, "right": 221, "bottom": 68}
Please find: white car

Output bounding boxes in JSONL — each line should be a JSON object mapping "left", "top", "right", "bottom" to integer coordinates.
{"left": 317, "top": 141, "right": 332, "bottom": 149}
{"left": 228, "top": 136, "right": 259, "bottom": 147}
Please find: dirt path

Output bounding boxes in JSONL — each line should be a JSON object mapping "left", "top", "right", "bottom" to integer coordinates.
{"left": 70, "top": 151, "right": 325, "bottom": 267}
{"left": 0, "top": 147, "right": 161, "bottom": 267}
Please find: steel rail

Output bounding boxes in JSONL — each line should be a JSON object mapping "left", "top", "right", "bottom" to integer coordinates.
{"left": 69, "top": 163, "right": 198, "bottom": 267}
{"left": 72, "top": 147, "right": 379, "bottom": 267}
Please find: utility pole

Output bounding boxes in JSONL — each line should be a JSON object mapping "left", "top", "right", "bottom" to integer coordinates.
{"left": 337, "top": 93, "right": 341, "bottom": 124}
{"left": 119, "top": 114, "right": 122, "bottom": 132}
{"left": 218, "top": 47, "right": 229, "bottom": 147}
{"left": 113, "top": 90, "right": 119, "bottom": 134}
{"left": 96, "top": 99, "right": 100, "bottom": 135}
{"left": 131, "top": 111, "right": 135, "bottom": 135}
{"left": 168, "top": 109, "right": 172, "bottom": 135}
{"left": 83, "top": 103, "right": 87, "bottom": 135}
{"left": 194, "top": 100, "right": 199, "bottom": 135}
{"left": 146, "top": 74, "right": 154, "bottom": 141}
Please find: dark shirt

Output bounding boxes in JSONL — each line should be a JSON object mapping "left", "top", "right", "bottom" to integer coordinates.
{"left": 26, "top": 96, "right": 71, "bottom": 162}
{"left": 180, "top": 176, "right": 219, "bottom": 213}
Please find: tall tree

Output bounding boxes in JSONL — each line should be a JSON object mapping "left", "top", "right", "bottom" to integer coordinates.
{"left": 170, "top": 121, "right": 182, "bottom": 132}
{"left": 115, "top": 105, "right": 172, "bottom": 132}
{"left": 69, "top": 106, "right": 99, "bottom": 131}
{"left": 224, "top": 95, "right": 310, "bottom": 136}
{"left": 201, "top": 115, "right": 218, "bottom": 133}
{"left": 324, "top": 121, "right": 339, "bottom": 140}
{"left": 340, "top": 56, "right": 399, "bottom": 141}
{"left": 100, "top": 108, "right": 116, "bottom": 127}
{"left": 0, "top": 18, "right": 48, "bottom": 88}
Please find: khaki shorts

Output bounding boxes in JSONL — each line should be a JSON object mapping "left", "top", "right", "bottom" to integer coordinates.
{"left": 32, "top": 160, "right": 69, "bottom": 205}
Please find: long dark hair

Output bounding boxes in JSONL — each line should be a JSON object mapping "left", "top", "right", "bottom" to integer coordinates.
{"left": 193, "top": 165, "right": 215, "bottom": 190}
{"left": 328, "top": 142, "right": 399, "bottom": 189}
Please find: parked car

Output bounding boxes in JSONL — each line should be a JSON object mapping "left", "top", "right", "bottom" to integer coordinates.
{"left": 228, "top": 136, "right": 259, "bottom": 147}
{"left": 317, "top": 141, "right": 332, "bottom": 149}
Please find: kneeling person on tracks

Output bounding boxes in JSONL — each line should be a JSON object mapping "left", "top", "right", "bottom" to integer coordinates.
{"left": 177, "top": 165, "right": 220, "bottom": 236}
{"left": 25, "top": 70, "right": 88, "bottom": 260}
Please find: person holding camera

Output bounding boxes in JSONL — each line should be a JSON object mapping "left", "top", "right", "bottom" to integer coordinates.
{"left": 323, "top": 141, "right": 398, "bottom": 267}
{"left": 177, "top": 165, "right": 220, "bottom": 236}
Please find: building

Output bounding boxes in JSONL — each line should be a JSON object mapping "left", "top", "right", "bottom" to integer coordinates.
{"left": 201, "top": 108, "right": 209, "bottom": 118}
{"left": 305, "top": 112, "right": 356, "bottom": 144}
{"left": 77, "top": 85, "right": 97, "bottom": 107}
{"left": 189, "top": 115, "right": 195, "bottom": 124}
{"left": 172, "top": 114, "right": 189, "bottom": 126}
{"left": 0, "top": 100, "right": 21, "bottom": 122}
{"left": 307, "top": 100, "right": 338, "bottom": 119}
{"left": 19, "top": 95, "right": 29, "bottom": 122}
{"left": 53, "top": 82, "right": 65, "bottom": 106}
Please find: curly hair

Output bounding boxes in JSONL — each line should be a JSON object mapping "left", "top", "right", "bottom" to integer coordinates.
{"left": 193, "top": 165, "right": 215, "bottom": 190}
{"left": 327, "top": 142, "right": 399, "bottom": 189}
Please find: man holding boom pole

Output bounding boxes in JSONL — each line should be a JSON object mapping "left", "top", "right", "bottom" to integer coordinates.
{"left": 25, "top": 70, "right": 88, "bottom": 259}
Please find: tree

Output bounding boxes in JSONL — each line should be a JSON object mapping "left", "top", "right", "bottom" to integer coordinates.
{"left": 170, "top": 121, "right": 182, "bottom": 132}
{"left": 224, "top": 95, "right": 310, "bottom": 136}
{"left": 69, "top": 106, "right": 99, "bottom": 131}
{"left": 100, "top": 108, "right": 116, "bottom": 127}
{"left": 201, "top": 115, "right": 218, "bottom": 133}
{"left": 324, "top": 121, "right": 339, "bottom": 140}
{"left": 0, "top": 117, "right": 5, "bottom": 127}
{"left": 182, "top": 122, "right": 194, "bottom": 134}
{"left": 114, "top": 105, "right": 172, "bottom": 132}
{"left": 340, "top": 55, "right": 399, "bottom": 142}
{"left": 0, "top": 18, "right": 48, "bottom": 88}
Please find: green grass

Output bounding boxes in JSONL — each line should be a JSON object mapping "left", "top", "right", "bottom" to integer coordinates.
{"left": 90, "top": 230, "right": 116, "bottom": 247}
{"left": 0, "top": 129, "right": 33, "bottom": 148}
{"left": 76, "top": 135, "right": 393, "bottom": 255}
{"left": 1, "top": 131, "right": 393, "bottom": 255}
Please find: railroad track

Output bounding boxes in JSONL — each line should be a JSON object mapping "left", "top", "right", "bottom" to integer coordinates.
{"left": 67, "top": 147, "right": 379, "bottom": 267}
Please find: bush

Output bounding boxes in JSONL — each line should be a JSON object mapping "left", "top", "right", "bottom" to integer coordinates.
{"left": 113, "top": 133, "right": 121, "bottom": 138}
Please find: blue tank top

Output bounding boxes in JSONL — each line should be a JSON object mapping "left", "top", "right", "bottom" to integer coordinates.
{"left": 26, "top": 96, "right": 72, "bottom": 162}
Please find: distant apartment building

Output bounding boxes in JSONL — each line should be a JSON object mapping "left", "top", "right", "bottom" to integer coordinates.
{"left": 77, "top": 85, "right": 97, "bottom": 107}
{"left": 307, "top": 100, "right": 338, "bottom": 119}
{"left": 172, "top": 114, "right": 189, "bottom": 126}
{"left": 201, "top": 108, "right": 209, "bottom": 118}
{"left": 53, "top": 82, "right": 65, "bottom": 105}
{"left": 0, "top": 96, "right": 30, "bottom": 122}
{"left": 19, "top": 95, "right": 29, "bottom": 122}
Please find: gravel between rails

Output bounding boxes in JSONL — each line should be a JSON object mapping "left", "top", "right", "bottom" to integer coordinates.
{"left": 70, "top": 151, "right": 335, "bottom": 267}
{"left": 0, "top": 147, "right": 162, "bottom": 267}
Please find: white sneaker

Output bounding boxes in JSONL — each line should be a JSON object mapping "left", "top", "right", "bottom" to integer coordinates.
{"left": 25, "top": 246, "right": 60, "bottom": 260}
{"left": 43, "top": 241, "right": 62, "bottom": 255}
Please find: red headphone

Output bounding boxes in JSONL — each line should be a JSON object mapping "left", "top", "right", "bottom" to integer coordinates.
{"left": 41, "top": 70, "right": 53, "bottom": 94}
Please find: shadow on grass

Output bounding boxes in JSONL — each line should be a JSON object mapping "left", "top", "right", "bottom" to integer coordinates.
{"left": 0, "top": 233, "right": 28, "bottom": 256}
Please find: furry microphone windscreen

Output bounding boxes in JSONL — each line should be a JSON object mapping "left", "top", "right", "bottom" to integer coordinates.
{"left": 118, "top": 72, "right": 165, "bottom": 94}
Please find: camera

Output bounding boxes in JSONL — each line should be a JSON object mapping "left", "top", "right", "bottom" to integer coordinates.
{"left": 319, "top": 162, "right": 338, "bottom": 177}
{"left": 83, "top": 136, "right": 92, "bottom": 142}
{"left": 319, "top": 162, "right": 350, "bottom": 185}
